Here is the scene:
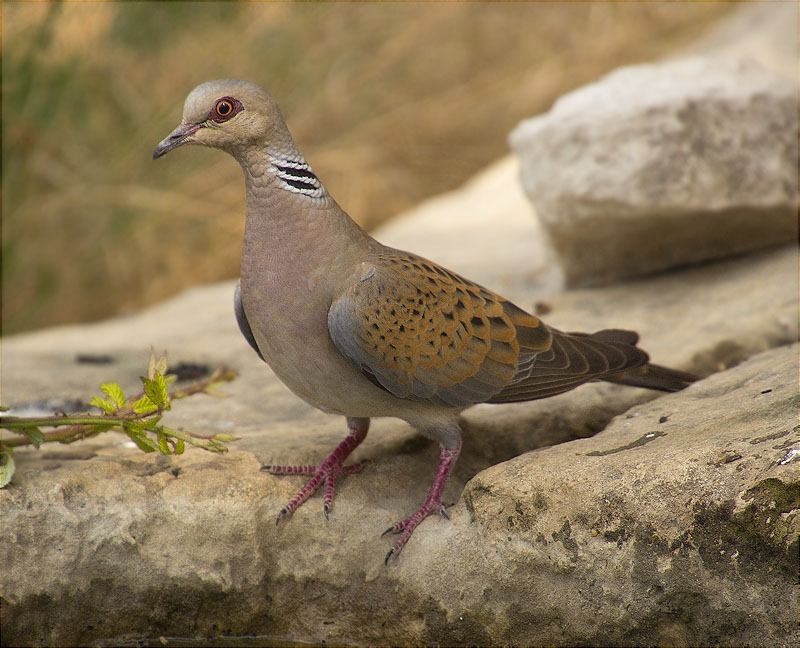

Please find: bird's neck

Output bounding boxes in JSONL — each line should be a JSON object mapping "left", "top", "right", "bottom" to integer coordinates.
{"left": 244, "top": 146, "right": 329, "bottom": 200}
{"left": 237, "top": 145, "right": 371, "bottom": 298}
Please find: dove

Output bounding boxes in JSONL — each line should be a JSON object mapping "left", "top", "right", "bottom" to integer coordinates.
{"left": 154, "top": 79, "right": 695, "bottom": 563}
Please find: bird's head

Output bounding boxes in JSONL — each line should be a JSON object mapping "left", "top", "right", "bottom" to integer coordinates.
{"left": 153, "top": 79, "right": 287, "bottom": 160}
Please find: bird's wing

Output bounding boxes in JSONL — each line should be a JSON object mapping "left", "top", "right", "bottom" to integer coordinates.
{"left": 487, "top": 328, "right": 650, "bottom": 403}
{"left": 328, "top": 249, "right": 551, "bottom": 408}
{"left": 234, "top": 280, "right": 265, "bottom": 361}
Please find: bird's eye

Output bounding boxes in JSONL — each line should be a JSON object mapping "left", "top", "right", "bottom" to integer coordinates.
{"left": 208, "top": 96, "right": 242, "bottom": 123}
{"left": 215, "top": 99, "right": 233, "bottom": 118}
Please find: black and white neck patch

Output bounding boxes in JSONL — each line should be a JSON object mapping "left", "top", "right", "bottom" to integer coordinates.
{"left": 268, "top": 154, "right": 325, "bottom": 198}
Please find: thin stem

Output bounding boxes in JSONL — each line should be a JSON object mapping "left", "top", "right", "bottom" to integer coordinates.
{"left": 1, "top": 424, "right": 108, "bottom": 448}
{"left": 171, "top": 367, "right": 237, "bottom": 399}
{"left": 0, "top": 414, "right": 145, "bottom": 428}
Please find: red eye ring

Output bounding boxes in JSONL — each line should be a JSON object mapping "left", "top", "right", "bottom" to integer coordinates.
{"left": 215, "top": 99, "right": 233, "bottom": 117}
{"left": 210, "top": 97, "right": 242, "bottom": 123}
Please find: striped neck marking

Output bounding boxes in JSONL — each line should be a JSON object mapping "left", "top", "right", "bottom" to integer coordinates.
{"left": 268, "top": 155, "right": 325, "bottom": 197}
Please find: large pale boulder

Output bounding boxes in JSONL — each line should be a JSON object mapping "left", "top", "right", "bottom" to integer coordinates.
{"left": 373, "top": 155, "right": 563, "bottom": 301}
{"left": 510, "top": 56, "right": 798, "bottom": 287}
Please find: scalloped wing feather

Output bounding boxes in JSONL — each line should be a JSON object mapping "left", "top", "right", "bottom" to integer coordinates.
{"left": 328, "top": 249, "right": 651, "bottom": 409}
{"left": 328, "top": 250, "right": 551, "bottom": 408}
{"left": 488, "top": 329, "right": 650, "bottom": 403}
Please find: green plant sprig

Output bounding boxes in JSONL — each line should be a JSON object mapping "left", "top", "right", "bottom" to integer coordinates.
{"left": 0, "top": 352, "right": 239, "bottom": 487}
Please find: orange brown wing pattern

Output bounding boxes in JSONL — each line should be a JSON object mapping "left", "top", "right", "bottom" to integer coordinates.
{"left": 328, "top": 249, "right": 551, "bottom": 408}
{"left": 328, "top": 248, "right": 652, "bottom": 409}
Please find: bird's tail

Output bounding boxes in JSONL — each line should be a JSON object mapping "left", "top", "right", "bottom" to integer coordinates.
{"left": 602, "top": 363, "right": 697, "bottom": 392}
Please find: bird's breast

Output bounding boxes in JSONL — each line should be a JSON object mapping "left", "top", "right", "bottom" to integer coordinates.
{"left": 238, "top": 216, "right": 391, "bottom": 416}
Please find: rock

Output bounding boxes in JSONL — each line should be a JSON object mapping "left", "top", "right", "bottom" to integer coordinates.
{"left": 1, "top": 242, "right": 796, "bottom": 646}
{"left": 683, "top": 1, "right": 798, "bottom": 81}
{"left": 433, "top": 342, "right": 799, "bottom": 647}
{"left": 373, "top": 155, "right": 564, "bottom": 301}
{"left": 509, "top": 55, "right": 799, "bottom": 287}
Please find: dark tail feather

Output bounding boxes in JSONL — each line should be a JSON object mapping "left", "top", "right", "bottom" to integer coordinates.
{"left": 603, "top": 363, "right": 697, "bottom": 392}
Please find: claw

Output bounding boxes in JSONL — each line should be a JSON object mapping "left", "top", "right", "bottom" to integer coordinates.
{"left": 270, "top": 417, "right": 369, "bottom": 525}
{"left": 276, "top": 507, "right": 289, "bottom": 525}
{"left": 380, "top": 439, "right": 462, "bottom": 564}
{"left": 381, "top": 524, "right": 399, "bottom": 537}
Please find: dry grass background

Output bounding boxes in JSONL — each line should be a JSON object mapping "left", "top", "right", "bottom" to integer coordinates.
{"left": 2, "top": 2, "right": 731, "bottom": 334}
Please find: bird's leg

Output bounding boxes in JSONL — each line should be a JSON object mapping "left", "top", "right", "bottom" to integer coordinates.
{"left": 383, "top": 438, "right": 462, "bottom": 564}
{"left": 265, "top": 416, "right": 369, "bottom": 522}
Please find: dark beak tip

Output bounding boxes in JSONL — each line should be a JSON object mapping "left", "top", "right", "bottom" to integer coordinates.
{"left": 153, "top": 123, "right": 197, "bottom": 161}
{"left": 152, "top": 141, "right": 170, "bottom": 160}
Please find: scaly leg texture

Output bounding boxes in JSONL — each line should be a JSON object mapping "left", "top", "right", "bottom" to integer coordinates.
{"left": 264, "top": 416, "right": 369, "bottom": 521}
{"left": 383, "top": 439, "right": 462, "bottom": 564}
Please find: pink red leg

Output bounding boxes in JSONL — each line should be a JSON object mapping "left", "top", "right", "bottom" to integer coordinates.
{"left": 383, "top": 439, "right": 462, "bottom": 564}
{"left": 263, "top": 416, "right": 369, "bottom": 521}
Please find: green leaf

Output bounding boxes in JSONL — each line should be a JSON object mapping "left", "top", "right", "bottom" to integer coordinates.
{"left": 20, "top": 425, "right": 45, "bottom": 448}
{"left": 101, "top": 382, "right": 126, "bottom": 408}
{"left": 141, "top": 374, "right": 169, "bottom": 410}
{"left": 0, "top": 447, "right": 15, "bottom": 488}
{"left": 123, "top": 421, "right": 159, "bottom": 452}
{"left": 174, "top": 439, "right": 185, "bottom": 455}
{"left": 156, "top": 431, "right": 171, "bottom": 454}
{"left": 148, "top": 352, "right": 168, "bottom": 381}
{"left": 89, "top": 396, "right": 117, "bottom": 414}
{"left": 131, "top": 394, "right": 157, "bottom": 415}
{"left": 211, "top": 433, "right": 239, "bottom": 443}
{"left": 155, "top": 372, "right": 170, "bottom": 410}
{"left": 141, "top": 376, "right": 161, "bottom": 407}
{"left": 129, "top": 434, "right": 159, "bottom": 453}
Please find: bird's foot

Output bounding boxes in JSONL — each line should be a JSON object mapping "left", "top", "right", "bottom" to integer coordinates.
{"left": 382, "top": 439, "right": 462, "bottom": 565}
{"left": 263, "top": 417, "right": 369, "bottom": 521}
{"left": 268, "top": 461, "right": 364, "bottom": 521}
{"left": 382, "top": 497, "right": 454, "bottom": 564}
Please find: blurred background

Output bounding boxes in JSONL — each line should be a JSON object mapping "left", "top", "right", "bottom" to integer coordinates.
{"left": 2, "top": 2, "right": 733, "bottom": 335}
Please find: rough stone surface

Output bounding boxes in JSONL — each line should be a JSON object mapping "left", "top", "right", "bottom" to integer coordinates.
{"left": 373, "top": 155, "right": 564, "bottom": 301}
{"left": 1, "top": 242, "right": 797, "bottom": 647}
{"left": 450, "top": 343, "right": 798, "bottom": 648}
{"left": 509, "top": 55, "right": 799, "bottom": 287}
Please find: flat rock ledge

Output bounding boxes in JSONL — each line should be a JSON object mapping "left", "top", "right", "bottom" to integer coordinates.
{"left": 1, "top": 243, "right": 797, "bottom": 647}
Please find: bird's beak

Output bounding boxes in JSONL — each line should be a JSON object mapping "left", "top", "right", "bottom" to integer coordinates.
{"left": 153, "top": 122, "right": 203, "bottom": 159}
